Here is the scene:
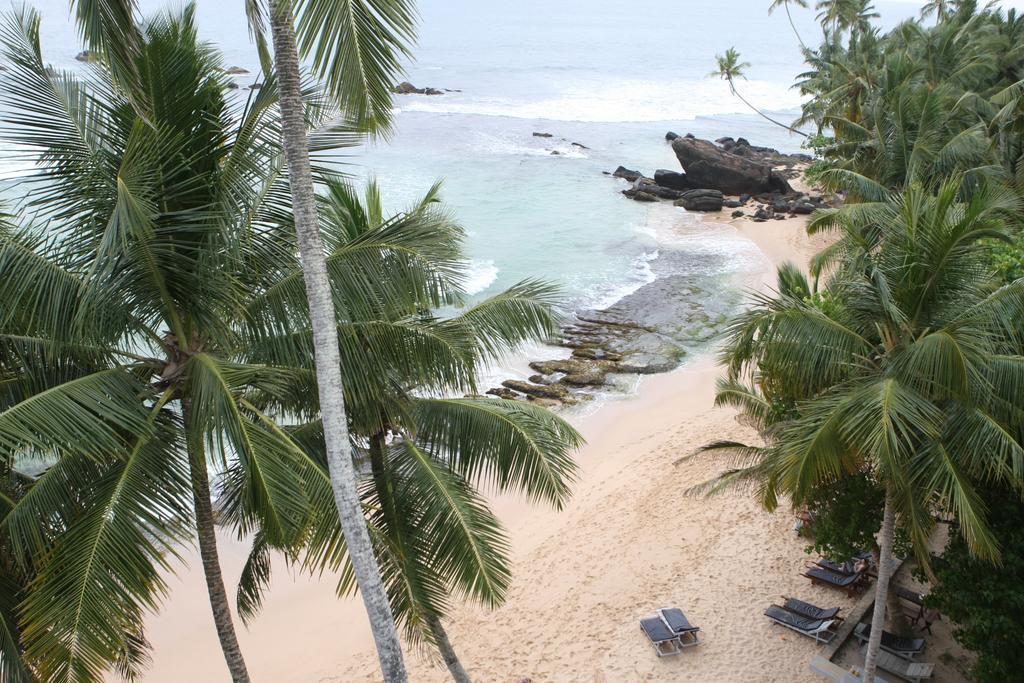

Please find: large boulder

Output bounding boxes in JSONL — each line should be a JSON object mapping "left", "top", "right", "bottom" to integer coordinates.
{"left": 653, "top": 169, "right": 691, "bottom": 191}
{"left": 674, "top": 189, "right": 724, "bottom": 212}
{"left": 671, "top": 136, "right": 791, "bottom": 195}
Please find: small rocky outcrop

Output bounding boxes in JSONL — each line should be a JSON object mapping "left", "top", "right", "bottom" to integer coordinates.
{"left": 486, "top": 387, "right": 519, "bottom": 400}
{"left": 675, "top": 189, "right": 724, "bottom": 212}
{"left": 393, "top": 81, "right": 443, "bottom": 95}
{"left": 501, "top": 380, "right": 575, "bottom": 404}
{"left": 75, "top": 50, "right": 98, "bottom": 62}
{"left": 613, "top": 166, "right": 644, "bottom": 182}
{"left": 224, "top": 66, "right": 249, "bottom": 75}
{"left": 665, "top": 131, "right": 680, "bottom": 142}
{"left": 532, "top": 132, "right": 553, "bottom": 138}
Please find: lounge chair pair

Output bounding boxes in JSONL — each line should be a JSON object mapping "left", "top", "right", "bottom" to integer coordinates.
{"left": 803, "top": 565, "right": 869, "bottom": 597}
{"left": 763, "top": 598, "right": 840, "bottom": 644}
{"left": 639, "top": 607, "right": 701, "bottom": 657}
{"left": 853, "top": 622, "right": 926, "bottom": 660}
{"left": 860, "top": 646, "right": 935, "bottom": 682}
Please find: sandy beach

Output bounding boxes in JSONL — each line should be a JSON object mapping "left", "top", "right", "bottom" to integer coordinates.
{"left": 133, "top": 209, "right": 844, "bottom": 682}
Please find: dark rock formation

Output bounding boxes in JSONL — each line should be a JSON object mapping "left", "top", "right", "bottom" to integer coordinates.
{"left": 571, "top": 142, "right": 590, "bottom": 149}
{"left": 732, "top": 210, "right": 745, "bottom": 218}
{"left": 654, "top": 169, "right": 691, "bottom": 191}
{"left": 393, "top": 81, "right": 443, "bottom": 95}
{"left": 671, "top": 136, "right": 792, "bottom": 195}
{"left": 665, "top": 131, "right": 680, "bottom": 142}
{"left": 723, "top": 199, "right": 744, "bottom": 208}
{"left": 612, "top": 166, "right": 644, "bottom": 182}
{"left": 533, "top": 132, "right": 553, "bottom": 138}
{"left": 624, "top": 189, "right": 659, "bottom": 202}
{"left": 675, "top": 189, "right": 724, "bottom": 212}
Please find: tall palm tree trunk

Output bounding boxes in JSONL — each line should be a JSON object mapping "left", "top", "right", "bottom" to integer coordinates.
{"left": 863, "top": 487, "right": 896, "bottom": 682}
{"left": 185, "top": 424, "right": 251, "bottom": 682}
{"left": 428, "top": 615, "right": 472, "bottom": 683}
{"left": 785, "top": 5, "right": 808, "bottom": 50}
{"left": 266, "top": 2, "right": 408, "bottom": 680}
{"left": 729, "top": 81, "right": 809, "bottom": 137}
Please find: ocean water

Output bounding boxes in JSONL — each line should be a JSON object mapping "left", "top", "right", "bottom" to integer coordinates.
{"left": 8, "top": 0, "right": 926, "bottom": 388}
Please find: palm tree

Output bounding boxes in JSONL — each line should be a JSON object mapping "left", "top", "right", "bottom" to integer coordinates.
{"left": 230, "top": 181, "right": 582, "bottom": 682}
{"left": 769, "top": 0, "right": 810, "bottom": 50}
{"left": 66, "top": 0, "right": 423, "bottom": 678}
{"left": 709, "top": 47, "right": 809, "bottom": 137}
{"left": 920, "top": 0, "right": 952, "bottom": 22}
{"left": 0, "top": 7, "right": 362, "bottom": 679}
{"left": 815, "top": 0, "right": 877, "bottom": 37}
{"left": 705, "top": 177, "right": 1024, "bottom": 681}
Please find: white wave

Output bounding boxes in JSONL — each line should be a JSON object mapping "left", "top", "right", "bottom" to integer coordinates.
{"left": 577, "top": 249, "right": 660, "bottom": 311}
{"left": 467, "top": 132, "right": 588, "bottom": 158}
{"left": 396, "top": 78, "right": 805, "bottom": 123}
{"left": 465, "top": 259, "right": 499, "bottom": 294}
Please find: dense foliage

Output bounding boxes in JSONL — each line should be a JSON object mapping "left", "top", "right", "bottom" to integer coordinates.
{"left": 926, "top": 487, "right": 1024, "bottom": 683}
{"left": 0, "top": 5, "right": 578, "bottom": 681}
{"left": 703, "top": 0, "right": 1024, "bottom": 678}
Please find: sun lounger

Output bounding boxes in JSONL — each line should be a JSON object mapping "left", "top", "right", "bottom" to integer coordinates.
{"left": 815, "top": 558, "right": 857, "bottom": 575}
{"left": 854, "top": 622, "right": 926, "bottom": 660}
{"left": 657, "top": 607, "right": 701, "bottom": 647}
{"left": 640, "top": 616, "right": 682, "bottom": 657}
{"left": 861, "top": 645, "right": 934, "bottom": 682}
{"left": 781, "top": 597, "right": 843, "bottom": 622}
{"left": 764, "top": 605, "right": 837, "bottom": 644}
{"left": 803, "top": 566, "right": 868, "bottom": 596}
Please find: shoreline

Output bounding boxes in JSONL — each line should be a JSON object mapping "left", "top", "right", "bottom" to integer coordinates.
{"left": 130, "top": 200, "right": 842, "bottom": 682}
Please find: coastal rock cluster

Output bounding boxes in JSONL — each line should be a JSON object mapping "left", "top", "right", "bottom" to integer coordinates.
{"left": 486, "top": 262, "right": 729, "bottom": 407}
{"left": 613, "top": 134, "right": 831, "bottom": 218}
{"left": 392, "top": 81, "right": 462, "bottom": 95}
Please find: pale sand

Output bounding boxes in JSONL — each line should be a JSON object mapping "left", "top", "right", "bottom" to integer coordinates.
{"left": 133, "top": 206, "right": 847, "bottom": 682}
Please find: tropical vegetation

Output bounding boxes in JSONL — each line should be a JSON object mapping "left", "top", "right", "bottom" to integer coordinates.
{"left": 706, "top": 1, "right": 1024, "bottom": 679}
{"left": 0, "top": 3, "right": 579, "bottom": 682}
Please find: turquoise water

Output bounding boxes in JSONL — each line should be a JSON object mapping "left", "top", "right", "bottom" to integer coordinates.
{"left": 8, "top": 0, "right": 926, "bottom": 375}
